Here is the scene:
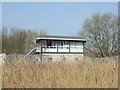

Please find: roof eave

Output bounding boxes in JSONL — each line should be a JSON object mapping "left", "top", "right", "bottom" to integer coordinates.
{"left": 36, "top": 37, "right": 86, "bottom": 42}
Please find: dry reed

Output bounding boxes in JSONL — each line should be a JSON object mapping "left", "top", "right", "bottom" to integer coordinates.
{"left": 2, "top": 57, "right": 118, "bottom": 88}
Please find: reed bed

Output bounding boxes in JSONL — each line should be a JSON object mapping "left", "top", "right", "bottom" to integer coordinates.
{"left": 2, "top": 57, "right": 118, "bottom": 88}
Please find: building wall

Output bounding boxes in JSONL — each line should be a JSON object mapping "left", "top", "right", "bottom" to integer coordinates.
{"left": 0, "top": 54, "right": 6, "bottom": 64}
{"left": 39, "top": 54, "right": 84, "bottom": 62}
{"left": 36, "top": 41, "right": 84, "bottom": 54}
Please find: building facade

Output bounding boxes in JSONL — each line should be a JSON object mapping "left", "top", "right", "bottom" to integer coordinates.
{"left": 26, "top": 35, "right": 86, "bottom": 61}
{"left": 36, "top": 36, "right": 86, "bottom": 54}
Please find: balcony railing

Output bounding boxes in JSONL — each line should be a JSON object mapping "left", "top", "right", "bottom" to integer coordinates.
{"left": 36, "top": 46, "right": 83, "bottom": 53}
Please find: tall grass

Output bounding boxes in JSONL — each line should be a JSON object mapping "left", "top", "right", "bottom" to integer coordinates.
{"left": 0, "top": 65, "right": 2, "bottom": 89}
{"left": 2, "top": 57, "right": 118, "bottom": 88}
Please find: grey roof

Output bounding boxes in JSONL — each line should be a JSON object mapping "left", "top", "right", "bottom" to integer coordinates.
{"left": 38, "top": 35, "right": 85, "bottom": 39}
{"left": 36, "top": 35, "right": 86, "bottom": 42}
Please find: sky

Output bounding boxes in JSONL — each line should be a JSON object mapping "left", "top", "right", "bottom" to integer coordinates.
{"left": 2, "top": 2, "right": 118, "bottom": 36}
{"left": 0, "top": 2, "right": 2, "bottom": 29}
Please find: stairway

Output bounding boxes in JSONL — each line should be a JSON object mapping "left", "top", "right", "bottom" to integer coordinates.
{"left": 25, "top": 48, "right": 36, "bottom": 57}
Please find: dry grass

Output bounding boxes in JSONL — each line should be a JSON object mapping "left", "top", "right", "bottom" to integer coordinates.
{"left": 0, "top": 65, "right": 2, "bottom": 89}
{"left": 2, "top": 57, "right": 118, "bottom": 88}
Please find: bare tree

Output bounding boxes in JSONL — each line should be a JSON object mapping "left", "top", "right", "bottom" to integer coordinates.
{"left": 24, "top": 30, "right": 38, "bottom": 54}
{"left": 80, "top": 13, "right": 118, "bottom": 57}
{"left": 2, "top": 27, "right": 8, "bottom": 53}
{"left": 2, "top": 27, "right": 47, "bottom": 54}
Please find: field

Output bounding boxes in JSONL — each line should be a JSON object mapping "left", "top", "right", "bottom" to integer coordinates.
{"left": 0, "top": 65, "right": 2, "bottom": 89}
{"left": 2, "top": 57, "right": 118, "bottom": 88}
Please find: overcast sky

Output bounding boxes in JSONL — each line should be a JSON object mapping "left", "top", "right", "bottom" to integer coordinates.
{"left": 2, "top": 2, "right": 118, "bottom": 36}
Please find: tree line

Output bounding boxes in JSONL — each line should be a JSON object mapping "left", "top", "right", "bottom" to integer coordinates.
{"left": 80, "top": 13, "right": 118, "bottom": 57}
{"left": 2, "top": 28, "right": 46, "bottom": 54}
{"left": 2, "top": 13, "right": 119, "bottom": 57}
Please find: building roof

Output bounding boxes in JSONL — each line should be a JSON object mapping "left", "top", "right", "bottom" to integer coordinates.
{"left": 36, "top": 35, "right": 86, "bottom": 42}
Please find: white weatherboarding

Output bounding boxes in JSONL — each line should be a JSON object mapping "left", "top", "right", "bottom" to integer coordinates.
{"left": 26, "top": 35, "right": 86, "bottom": 61}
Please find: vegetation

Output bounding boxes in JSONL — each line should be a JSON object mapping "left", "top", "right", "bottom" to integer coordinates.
{"left": 2, "top": 57, "right": 118, "bottom": 88}
{"left": 2, "top": 13, "right": 119, "bottom": 57}
{"left": 80, "top": 13, "right": 118, "bottom": 57}
{"left": 2, "top": 28, "right": 46, "bottom": 54}
{"left": 2, "top": 13, "right": 118, "bottom": 58}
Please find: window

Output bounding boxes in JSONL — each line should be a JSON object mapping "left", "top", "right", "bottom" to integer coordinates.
{"left": 64, "top": 41, "right": 69, "bottom": 49}
{"left": 58, "top": 41, "right": 69, "bottom": 49}
{"left": 47, "top": 40, "right": 52, "bottom": 46}
{"left": 70, "top": 42, "right": 82, "bottom": 46}
{"left": 59, "top": 41, "right": 63, "bottom": 49}
{"left": 51, "top": 41, "right": 57, "bottom": 48}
